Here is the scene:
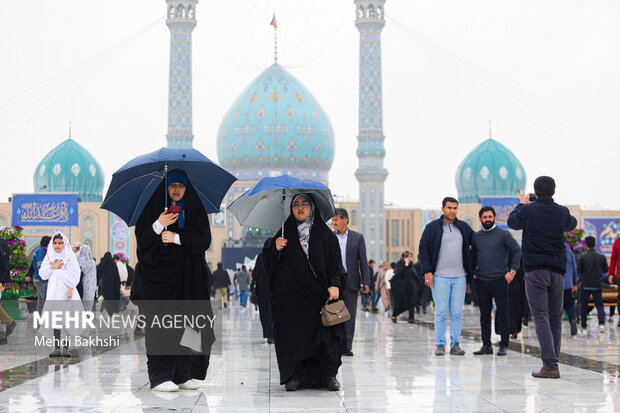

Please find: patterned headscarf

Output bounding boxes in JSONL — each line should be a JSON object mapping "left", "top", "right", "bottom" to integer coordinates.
{"left": 293, "top": 194, "right": 315, "bottom": 258}
{"left": 76, "top": 244, "right": 96, "bottom": 276}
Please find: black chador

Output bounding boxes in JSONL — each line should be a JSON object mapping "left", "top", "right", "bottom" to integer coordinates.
{"left": 262, "top": 195, "right": 347, "bottom": 388}
{"left": 254, "top": 246, "right": 273, "bottom": 341}
{"left": 135, "top": 176, "right": 213, "bottom": 389}
{"left": 98, "top": 252, "right": 120, "bottom": 315}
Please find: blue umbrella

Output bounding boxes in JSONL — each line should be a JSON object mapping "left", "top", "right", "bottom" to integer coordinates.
{"left": 228, "top": 175, "right": 336, "bottom": 237}
{"left": 101, "top": 147, "right": 237, "bottom": 226}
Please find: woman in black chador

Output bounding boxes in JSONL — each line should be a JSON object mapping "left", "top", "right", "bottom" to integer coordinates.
{"left": 262, "top": 194, "right": 347, "bottom": 392}
{"left": 390, "top": 251, "right": 419, "bottom": 324}
{"left": 135, "top": 170, "right": 212, "bottom": 392}
{"left": 98, "top": 252, "right": 120, "bottom": 315}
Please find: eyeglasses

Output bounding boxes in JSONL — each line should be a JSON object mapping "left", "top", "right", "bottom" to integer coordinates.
{"left": 293, "top": 202, "right": 311, "bottom": 208}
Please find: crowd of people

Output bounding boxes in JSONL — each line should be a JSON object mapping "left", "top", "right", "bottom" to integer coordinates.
{"left": 1, "top": 174, "right": 619, "bottom": 391}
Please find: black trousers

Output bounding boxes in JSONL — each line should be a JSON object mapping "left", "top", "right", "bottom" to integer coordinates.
{"left": 580, "top": 289, "right": 605, "bottom": 327}
{"left": 476, "top": 277, "right": 510, "bottom": 347}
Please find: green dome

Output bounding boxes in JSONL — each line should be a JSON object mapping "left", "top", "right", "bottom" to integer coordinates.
{"left": 455, "top": 138, "right": 526, "bottom": 204}
{"left": 33, "top": 138, "right": 105, "bottom": 202}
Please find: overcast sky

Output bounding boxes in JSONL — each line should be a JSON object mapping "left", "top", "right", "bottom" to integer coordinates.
{"left": 1, "top": 0, "right": 619, "bottom": 210}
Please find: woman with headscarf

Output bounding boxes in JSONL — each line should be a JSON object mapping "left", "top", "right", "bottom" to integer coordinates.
{"left": 262, "top": 193, "right": 347, "bottom": 392}
{"left": 135, "top": 169, "right": 213, "bottom": 392}
{"left": 39, "top": 232, "right": 82, "bottom": 357}
{"left": 76, "top": 245, "right": 97, "bottom": 312}
{"left": 98, "top": 252, "right": 121, "bottom": 315}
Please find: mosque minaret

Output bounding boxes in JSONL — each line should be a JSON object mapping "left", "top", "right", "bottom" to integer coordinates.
{"left": 354, "top": 0, "right": 388, "bottom": 262}
{"left": 165, "top": 0, "right": 198, "bottom": 148}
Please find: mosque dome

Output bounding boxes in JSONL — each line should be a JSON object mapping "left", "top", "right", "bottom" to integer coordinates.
{"left": 216, "top": 63, "right": 335, "bottom": 184}
{"left": 455, "top": 138, "right": 526, "bottom": 204}
{"left": 33, "top": 138, "right": 105, "bottom": 202}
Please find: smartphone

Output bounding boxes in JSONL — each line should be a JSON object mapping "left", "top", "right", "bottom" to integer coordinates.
{"left": 167, "top": 204, "right": 181, "bottom": 214}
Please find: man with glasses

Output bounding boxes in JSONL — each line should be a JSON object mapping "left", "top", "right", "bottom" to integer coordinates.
{"left": 332, "top": 208, "right": 370, "bottom": 357}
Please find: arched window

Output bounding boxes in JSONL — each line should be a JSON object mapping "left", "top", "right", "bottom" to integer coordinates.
{"left": 357, "top": 6, "right": 364, "bottom": 18}
{"left": 188, "top": 5, "right": 195, "bottom": 18}
{"left": 80, "top": 214, "right": 97, "bottom": 253}
{"left": 367, "top": 5, "right": 374, "bottom": 18}
{"left": 377, "top": 6, "right": 383, "bottom": 18}
{"left": 176, "top": 4, "right": 185, "bottom": 18}
{"left": 168, "top": 4, "right": 175, "bottom": 19}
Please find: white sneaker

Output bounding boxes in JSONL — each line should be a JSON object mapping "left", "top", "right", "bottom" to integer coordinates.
{"left": 152, "top": 381, "right": 179, "bottom": 392}
{"left": 177, "top": 379, "right": 200, "bottom": 390}
{"left": 599, "top": 325, "right": 605, "bottom": 333}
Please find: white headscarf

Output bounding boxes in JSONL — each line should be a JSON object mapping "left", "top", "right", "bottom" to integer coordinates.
{"left": 45, "top": 231, "right": 77, "bottom": 269}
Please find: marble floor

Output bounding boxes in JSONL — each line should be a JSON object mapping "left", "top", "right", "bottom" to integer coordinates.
{"left": 0, "top": 302, "right": 619, "bottom": 412}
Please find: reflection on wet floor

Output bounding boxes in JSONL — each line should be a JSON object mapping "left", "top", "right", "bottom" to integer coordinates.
{"left": 0, "top": 303, "right": 618, "bottom": 412}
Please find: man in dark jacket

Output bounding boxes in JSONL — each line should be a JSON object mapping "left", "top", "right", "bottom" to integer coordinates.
{"left": 333, "top": 208, "right": 370, "bottom": 357}
{"left": 472, "top": 206, "right": 521, "bottom": 356}
{"left": 508, "top": 176, "right": 577, "bottom": 379}
{"left": 578, "top": 236, "right": 609, "bottom": 332}
{"left": 212, "top": 263, "right": 231, "bottom": 308}
{"left": 420, "top": 197, "right": 474, "bottom": 356}
{"left": 0, "top": 237, "right": 17, "bottom": 345}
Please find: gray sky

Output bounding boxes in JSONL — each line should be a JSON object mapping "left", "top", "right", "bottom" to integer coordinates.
{"left": 1, "top": 0, "right": 619, "bottom": 210}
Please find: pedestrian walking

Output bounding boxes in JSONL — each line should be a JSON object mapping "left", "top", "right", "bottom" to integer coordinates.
{"left": 563, "top": 244, "right": 579, "bottom": 336}
{"left": 237, "top": 265, "right": 251, "bottom": 308}
{"left": 390, "top": 251, "right": 418, "bottom": 324}
{"left": 212, "top": 263, "right": 231, "bottom": 308}
{"left": 362, "top": 260, "right": 377, "bottom": 312}
{"left": 508, "top": 176, "right": 577, "bottom": 378}
{"left": 76, "top": 244, "right": 97, "bottom": 312}
{"left": 420, "top": 197, "right": 474, "bottom": 356}
{"left": 332, "top": 208, "right": 370, "bottom": 357}
{"left": 135, "top": 169, "right": 213, "bottom": 392}
{"left": 262, "top": 194, "right": 347, "bottom": 391}
{"left": 471, "top": 206, "right": 521, "bottom": 356}
{"left": 608, "top": 237, "right": 620, "bottom": 327}
{"left": 577, "top": 236, "right": 609, "bottom": 333}
{"left": 98, "top": 252, "right": 121, "bottom": 316}
{"left": 31, "top": 236, "right": 51, "bottom": 315}
{"left": 375, "top": 262, "right": 390, "bottom": 311}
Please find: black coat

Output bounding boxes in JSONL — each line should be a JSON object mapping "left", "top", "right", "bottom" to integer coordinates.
{"left": 507, "top": 196, "right": 577, "bottom": 274}
{"left": 262, "top": 196, "right": 347, "bottom": 386}
{"left": 98, "top": 252, "right": 120, "bottom": 314}
{"left": 212, "top": 268, "right": 230, "bottom": 289}
{"left": 577, "top": 249, "right": 609, "bottom": 289}
{"left": 419, "top": 216, "right": 474, "bottom": 283}
{"left": 0, "top": 238, "right": 10, "bottom": 284}
{"left": 135, "top": 182, "right": 213, "bottom": 380}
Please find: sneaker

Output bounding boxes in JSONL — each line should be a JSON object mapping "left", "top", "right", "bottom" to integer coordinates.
{"left": 473, "top": 345, "right": 493, "bottom": 355}
{"left": 608, "top": 317, "right": 614, "bottom": 324}
{"left": 371, "top": 307, "right": 379, "bottom": 314}
{"left": 450, "top": 343, "right": 465, "bottom": 355}
{"left": 361, "top": 306, "right": 369, "bottom": 312}
{"left": 435, "top": 345, "right": 445, "bottom": 356}
{"left": 599, "top": 325, "right": 605, "bottom": 333}
{"left": 570, "top": 319, "right": 578, "bottom": 336}
{"left": 178, "top": 379, "right": 199, "bottom": 390}
{"left": 152, "top": 381, "right": 179, "bottom": 392}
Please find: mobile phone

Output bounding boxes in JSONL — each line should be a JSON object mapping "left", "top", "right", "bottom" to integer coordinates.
{"left": 167, "top": 204, "right": 181, "bottom": 214}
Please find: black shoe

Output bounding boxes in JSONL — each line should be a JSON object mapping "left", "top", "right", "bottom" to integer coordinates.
{"left": 407, "top": 318, "right": 415, "bottom": 324}
{"left": 284, "top": 377, "right": 301, "bottom": 391}
{"left": 49, "top": 349, "right": 62, "bottom": 358}
{"left": 522, "top": 317, "right": 529, "bottom": 327}
{"left": 422, "top": 308, "right": 427, "bottom": 315}
{"left": 391, "top": 316, "right": 398, "bottom": 324}
{"left": 61, "top": 349, "right": 72, "bottom": 358}
{"left": 343, "top": 350, "right": 354, "bottom": 357}
{"left": 5, "top": 321, "right": 16, "bottom": 337}
{"left": 570, "top": 319, "right": 578, "bottom": 336}
{"left": 267, "top": 338, "right": 274, "bottom": 344}
{"left": 223, "top": 303, "right": 227, "bottom": 308}
{"left": 473, "top": 345, "right": 493, "bottom": 355}
{"left": 326, "top": 377, "right": 340, "bottom": 391}
{"left": 0, "top": 336, "right": 6, "bottom": 345}
{"left": 497, "top": 346, "right": 507, "bottom": 356}
{"left": 435, "top": 345, "right": 445, "bottom": 356}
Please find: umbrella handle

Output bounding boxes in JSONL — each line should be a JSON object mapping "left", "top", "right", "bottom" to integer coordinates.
{"left": 281, "top": 190, "right": 286, "bottom": 239}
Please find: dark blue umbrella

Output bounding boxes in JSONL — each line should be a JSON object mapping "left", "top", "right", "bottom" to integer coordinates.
{"left": 101, "top": 147, "right": 237, "bottom": 226}
{"left": 228, "top": 175, "right": 336, "bottom": 236}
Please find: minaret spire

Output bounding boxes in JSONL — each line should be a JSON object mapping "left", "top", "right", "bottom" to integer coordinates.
{"left": 354, "top": 0, "right": 387, "bottom": 263}
{"left": 270, "top": 13, "right": 278, "bottom": 64}
{"left": 165, "top": 0, "right": 198, "bottom": 148}
{"left": 488, "top": 120, "right": 493, "bottom": 138}
{"left": 68, "top": 121, "right": 72, "bottom": 139}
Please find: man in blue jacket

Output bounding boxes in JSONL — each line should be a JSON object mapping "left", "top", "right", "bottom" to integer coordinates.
{"left": 31, "top": 236, "right": 51, "bottom": 315}
{"left": 420, "top": 197, "right": 474, "bottom": 356}
{"left": 508, "top": 176, "right": 577, "bottom": 379}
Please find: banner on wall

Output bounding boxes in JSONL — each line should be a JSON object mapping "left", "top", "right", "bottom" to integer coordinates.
{"left": 582, "top": 217, "right": 620, "bottom": 255}
{"left": 481, "top": 197, "right": 520, "bottom": 230}
{"left": 109, "top": 213, "right": 131, "bottom": 261}
{"left": 11, "top": 193, "right": 79, "bottom": 227}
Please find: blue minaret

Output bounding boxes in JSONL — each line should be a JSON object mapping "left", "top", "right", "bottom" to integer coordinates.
{"left": 165, "top": 0, "right": 197, "bottom": 148}
{"left": 354, "top": 0, "right": 388, "bottom": 262}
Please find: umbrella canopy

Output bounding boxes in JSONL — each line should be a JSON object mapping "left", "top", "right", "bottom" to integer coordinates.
{"left": 228, "top": 175, "right": 336, "bottom": 234}
{"left": 101, "top": 147, "right": 236, "bottom": 226}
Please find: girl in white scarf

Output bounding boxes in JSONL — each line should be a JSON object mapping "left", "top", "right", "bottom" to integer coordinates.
{"left": 39, "top": 232, "right": 82, "bottom": 357}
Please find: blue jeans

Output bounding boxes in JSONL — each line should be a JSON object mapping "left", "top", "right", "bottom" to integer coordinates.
{"left": 371, "top": 289, "right": 381, "bottom": 307}
{"left": 432, "top": 276, "right": 466, "bottom": 346}
{"left": 239, "top": 290, "right": 249, "bottom": 308}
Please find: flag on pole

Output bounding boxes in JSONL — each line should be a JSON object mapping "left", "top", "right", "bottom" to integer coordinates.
{"left": 270, "top": 13, "right": 277, "bottom": 30}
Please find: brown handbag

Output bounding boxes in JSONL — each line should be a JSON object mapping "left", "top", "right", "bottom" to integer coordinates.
{"left": 320, "top": 300, "right": 351, "bottom": 327}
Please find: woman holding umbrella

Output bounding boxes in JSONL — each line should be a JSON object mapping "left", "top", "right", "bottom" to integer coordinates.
{"left": 262, "top": 193, "right": 347, "bottom": 392}
{"left": 135, "top": 169, "right": 213, "bottom": 392}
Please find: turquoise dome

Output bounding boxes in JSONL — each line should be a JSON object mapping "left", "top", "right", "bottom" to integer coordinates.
{"left": 217, "top": 63, "right": 335, "bottom": 183}
{"left": 456, "top": 138, "right": 526, "bottom": 204}
{"left": 34, "top": 138, "right": 105, "bottom": 202}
